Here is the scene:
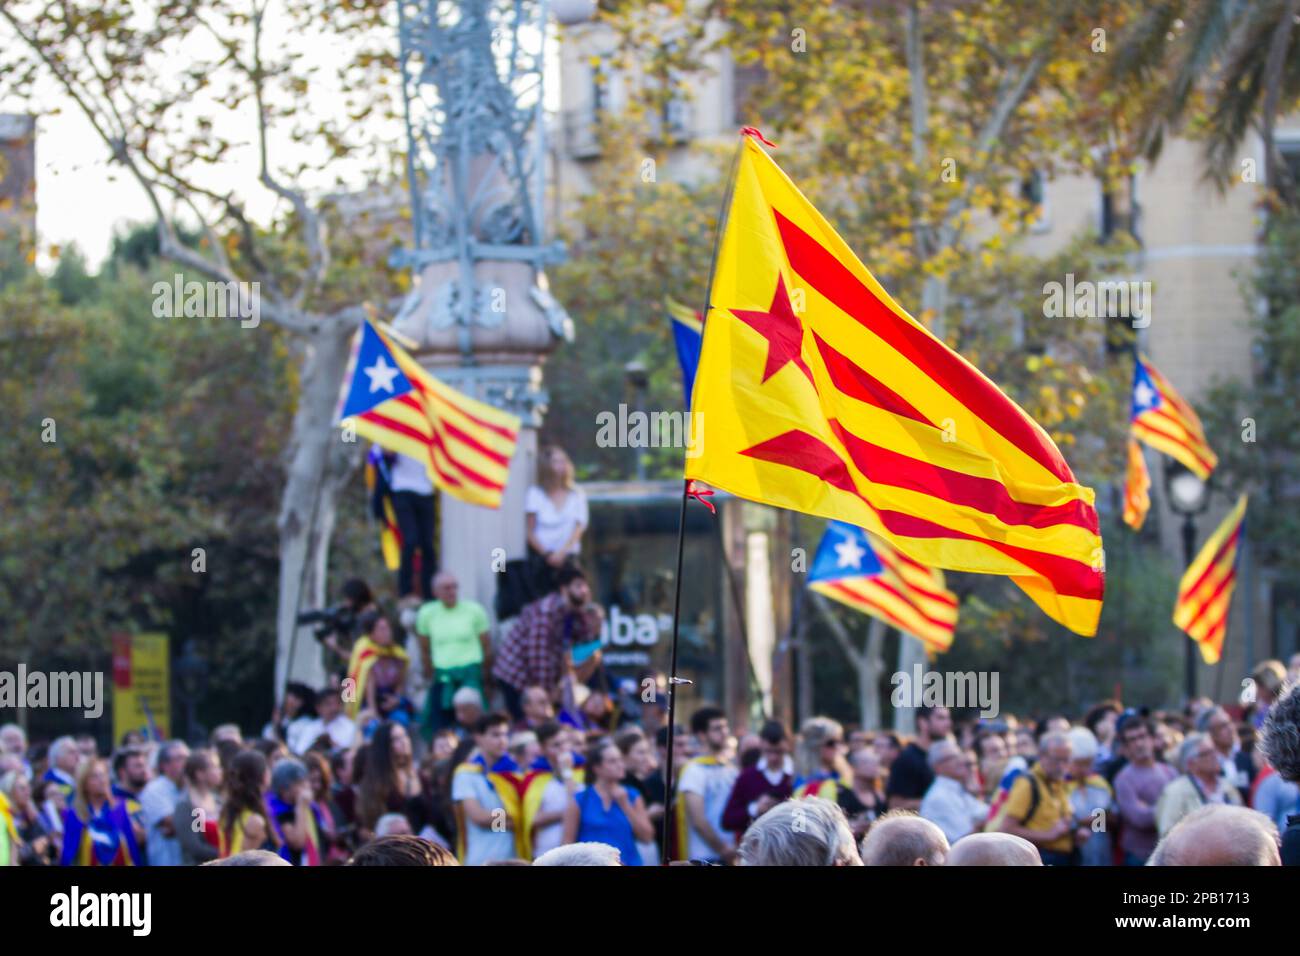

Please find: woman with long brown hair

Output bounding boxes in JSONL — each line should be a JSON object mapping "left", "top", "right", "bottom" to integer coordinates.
{"left": 218, "top": 750, "right": 274, "bottom": 858}
{"left": 356, "top": 722, "right": 420, "bottom": 840}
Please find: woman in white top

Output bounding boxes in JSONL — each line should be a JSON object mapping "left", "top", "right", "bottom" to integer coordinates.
{"left": 525, "top": 446, "right": 588, "bottom": 589}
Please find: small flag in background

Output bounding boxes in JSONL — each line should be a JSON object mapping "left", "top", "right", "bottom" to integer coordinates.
{"left": 667, "top": 297, "right": 704, "bottom": 407}
{"left": 1173, "top": 494, "right": 1247, "bottom": 665}
{"left": 1122, "top": 437, "right": 1151, "bottom": 530}
{"left": 1130, "top": 356, "right": 1217, "bottom": 480}
{"left": 364, "top": 446, "right": 403, "bottom": 571}
{"left": 338, "top": 320, "right": 521, "bottom": 509}
{"left": 685, "top": 132, "right": 1103, "bottom": 636}
{"left": 808, "top": 521, "right": 958, "bottom": 654}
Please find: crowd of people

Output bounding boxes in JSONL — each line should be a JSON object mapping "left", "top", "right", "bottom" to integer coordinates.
{"left": 3, "top": 637, "right": 1298, "bottom": 866}
{"left": 3, "top": 444, "right": 1299, "bottom": 867}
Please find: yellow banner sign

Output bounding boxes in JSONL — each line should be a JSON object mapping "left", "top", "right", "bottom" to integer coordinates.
{"left": 112, "top": 633, "right": 170, "bottom": 741}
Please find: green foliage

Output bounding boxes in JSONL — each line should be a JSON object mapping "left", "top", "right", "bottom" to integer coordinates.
{"left": 0, "top": 241, "right": 387, "bottom": 741}
{"left": 546, "top": 123, "right": 728, "bottom": 479}
{"left": 1202, "top": 212, "right": 1300, "bottom": 576}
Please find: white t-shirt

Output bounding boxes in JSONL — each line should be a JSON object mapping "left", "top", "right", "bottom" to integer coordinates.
{"left": 676, "top": 758, "right": 738, "bottom": 862}
{"left": 531, "top": 777, "right": 571, "bottom": 859}
{"left": 525, "top": 485, "right": 589, "bottom": 555}
{"left": 288, "top": 714, "right": 357, "bottom": 755}
{"left": 451, "top": 769, "right": 517, "bottom": 865}
{"left": 389, "top": 451, "right": 434, "bottom": 495}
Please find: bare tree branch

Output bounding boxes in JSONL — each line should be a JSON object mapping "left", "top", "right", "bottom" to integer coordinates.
{"left": 251, "top": 1, "right": 329, "bottom": 308}
{"left": 810, "top": 591, "right": 864, "bottom": 670}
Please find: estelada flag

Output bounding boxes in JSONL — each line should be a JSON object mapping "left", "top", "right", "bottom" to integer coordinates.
{"left": 338, "top": 320, "right": 520, "bottom": 509}
{"left": 1122, "top": 437, "right": 1151, "bottom": 530}
{"left": 808, "top": 521, "right": 957, "bottom": 653}
{"left": 685, "top": 132, "right": 1104, "bottom": 635}
{"left": 1130, "top": 355, "right": 1217, "bottom": 481}
{"left": 1173, "top": 494, "right": 1247, "bottom": 665}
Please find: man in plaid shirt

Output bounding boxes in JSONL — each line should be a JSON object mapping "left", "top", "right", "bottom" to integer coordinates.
{"left": 493, "top": 567, "right": 595, "bottom": 720}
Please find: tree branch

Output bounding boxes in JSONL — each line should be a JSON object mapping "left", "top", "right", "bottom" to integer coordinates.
{"left": 810, "top": 591, "right": 864, "bottom": 670}
{"left": 251, "top": 1, "right": 329, "bottom": 308}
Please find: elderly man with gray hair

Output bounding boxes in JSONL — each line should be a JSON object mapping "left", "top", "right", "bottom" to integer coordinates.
{"left": 140, "top": 739, "right": 191, "bottom": 866}
{"left": 43, "top": 735, "right": 81, "bottom": 799}
{"left": 737, "top": 796, "right": 862, "bottom": 866}
{"left": 1260, "top": 680, "right": 1300, "bottom": 865}
{"left": 918, "top": 739, "right": 989, "bottom": 843}
{"left": 991, "top": 730, "right": 1078, "bottom": 865}
{"left": 1154, "top": 732, "right": 1241, "bottom": 838}
{"left": 534, "top": 842, "right": 622, "bottom": 866}
{"left": 1148, "top": 804, "right": 1280, "bottom": 866}
{"left": 861, "top": 809, "right": 949, "bottom": 866}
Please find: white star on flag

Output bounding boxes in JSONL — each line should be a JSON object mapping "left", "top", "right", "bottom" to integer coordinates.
{"left": 364, "top": 355, "right": 400, "bottom": 394}
{"left": 1134, "top": 380, "right": 1157, "bottom": 410}
{"left": 833, "top": 534, "right": 867, "bottom": 570}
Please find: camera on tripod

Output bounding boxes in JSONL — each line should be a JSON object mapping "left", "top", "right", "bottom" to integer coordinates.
{"left": 296, "top": 604, "right": 357, "bottom": 642}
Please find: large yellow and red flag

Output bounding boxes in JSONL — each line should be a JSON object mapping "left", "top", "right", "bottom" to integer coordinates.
{"left": 685, "top": 133, "right": 1105, "bottom": 635}
{"left": 1173, "top": 494, "right": 1247, "bottom": 665}
{"left": 338, "top": 320, "right": 520, "bottom": 509}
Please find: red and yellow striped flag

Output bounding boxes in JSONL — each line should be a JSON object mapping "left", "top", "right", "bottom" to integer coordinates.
{"left": 809, "top": 522, "right": 958, "bottom": 653}
{"left": 1122, "top": 437, "right": 1151, "bottom": 530}
{"left": 1173, "top": 494, "right": 1247, "bottom": 665}
{"left": 1130, "top": 355, "right": 1217, "bottom": 480}
{"left": 338, "top": 320, "right": 520, "bottom": 508}
{"left": 685, "top": 133, "right": 1104, "bottom": 635}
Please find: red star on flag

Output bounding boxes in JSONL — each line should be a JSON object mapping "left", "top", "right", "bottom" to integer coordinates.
{"left": 730, "top": 274, "right": 813, "bottom": 385}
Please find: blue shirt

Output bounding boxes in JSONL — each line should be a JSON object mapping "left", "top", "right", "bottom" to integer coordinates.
{"left": 575, "top": 786, "right": 642, "bottom": 866}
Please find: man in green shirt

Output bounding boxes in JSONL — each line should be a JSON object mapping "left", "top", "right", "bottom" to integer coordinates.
{"left": 416, "top": 571, "right": 492, "bottom": 738}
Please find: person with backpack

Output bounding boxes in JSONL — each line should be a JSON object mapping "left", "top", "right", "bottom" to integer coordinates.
{"left": 990, "top": 731, "right": 1080, "bottom": 865}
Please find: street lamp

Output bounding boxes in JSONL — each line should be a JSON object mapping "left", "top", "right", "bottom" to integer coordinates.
{"left": 1164, "top": 458, "right": 1211, "bottom": 702}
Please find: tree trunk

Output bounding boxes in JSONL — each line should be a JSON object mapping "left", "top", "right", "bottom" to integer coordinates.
{"left": 273, "top": 319, "right": 358, "bottom": 699}
{"left": 861, "top": 618, "right": 886, "bottom": 729}
{"left": 893, "top": 633, "right": 928, "bottom": 735}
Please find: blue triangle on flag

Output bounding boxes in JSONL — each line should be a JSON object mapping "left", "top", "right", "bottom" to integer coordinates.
{"left": 1130, "top": 360, "right": 1162, "bottom": 420}
{"left": 809, "top": 521, "right": 884, "bottom": 583}
{"left": 340, "top": 321, "right": 415, "bottom": 420}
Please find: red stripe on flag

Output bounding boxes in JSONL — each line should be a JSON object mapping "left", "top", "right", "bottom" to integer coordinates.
{"left": 875, "top": 509, "right": 1104, "bottom": 601}
{"left": 772, "top": 208, "right": 1076, "bottom": 485}
{"left": 827, "top": 419, "right": 1098, "bottom": 532}
{"left": 812, "top": 332, "right": 931, "bottom": 425}
{"left": 826, "top": 582, "right": 929, "bottom": 631}
{"left": 425, "top": 426, "right": 506, "bottom": 493}
{"left": 740, "top": 429, "right": 1100, "bottom": 601}
{"left": 872, "top": 551, "right": 959, "bottom": 608}
{"left": 1180, "top": 566, "right": 1237, "bottom": 634}
{"left": 1178, "top": 528, "right": 1242, "bottom": 604}
{"left": 406, "top": 382, "right": 519, "bottom": 443}
{"left": 855, "top": 578, "right": 957, "bottom": 631}
{"left": 740, "top": 429, "right": 864, "bottom": 498}
{"left": 360, "top": 410, "right": 465, "bottom": 489}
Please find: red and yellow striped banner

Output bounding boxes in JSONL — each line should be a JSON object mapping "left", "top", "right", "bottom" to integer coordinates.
{"left": 1173, "top": 494, "right": 1247, "bottom": 665}
{"left": 686, "top": 133, "right": 1104, "bottom": 635}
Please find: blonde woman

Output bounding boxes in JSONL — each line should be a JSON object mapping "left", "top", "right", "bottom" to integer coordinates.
{"left": 59, "top": 758, "right": 144, "bottom": 866}
{"left": 793, "top": 717, "right": 852, "bottom": 801}
{"left": 525, "top": 446, "right": 588, "bottom": 591}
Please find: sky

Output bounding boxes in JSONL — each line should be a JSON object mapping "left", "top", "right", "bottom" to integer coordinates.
{"left": 3, "top": 7, "right": 562, "bottom": 272}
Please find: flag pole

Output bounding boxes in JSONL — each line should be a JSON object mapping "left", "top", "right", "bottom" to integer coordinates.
{"left": 662, "top": 130, "right": 754, "bottom": 864}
